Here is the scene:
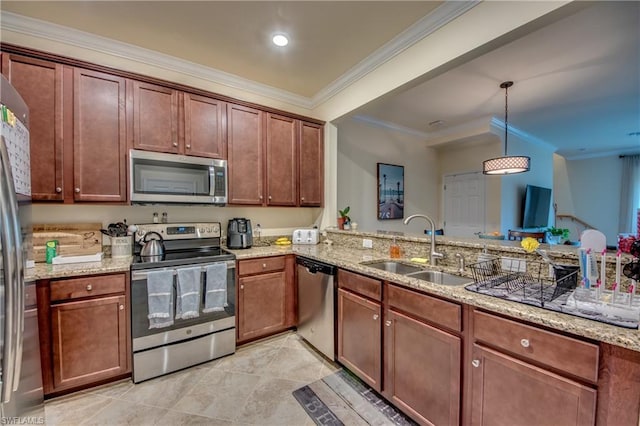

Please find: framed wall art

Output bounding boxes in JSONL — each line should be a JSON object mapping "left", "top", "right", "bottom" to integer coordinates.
{"left": 377, "top": 163, "right": 404, "bottom": 220}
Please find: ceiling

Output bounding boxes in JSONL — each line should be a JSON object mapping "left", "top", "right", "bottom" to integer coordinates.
{"left": 1, "top": 1, "right": 638, "bottom": 159}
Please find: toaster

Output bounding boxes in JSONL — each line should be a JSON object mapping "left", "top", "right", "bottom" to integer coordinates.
{"left": 292, "top": 228, "right": 320, "bottom": 245}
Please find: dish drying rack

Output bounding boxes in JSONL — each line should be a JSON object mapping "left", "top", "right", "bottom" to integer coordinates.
{"left": 467, "top": 257, "right": 578, "bottom": 307}
{"left": 466, "top": 257, "right": 640, "bottom": 329}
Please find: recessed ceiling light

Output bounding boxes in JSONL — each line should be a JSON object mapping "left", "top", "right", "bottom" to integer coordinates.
{"left": 272, "top": 34, "right": 289, "bottom": 47}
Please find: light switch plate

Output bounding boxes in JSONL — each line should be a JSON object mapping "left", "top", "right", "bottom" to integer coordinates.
{"left": 362, "top": 239, "right": 373, "bottom": 249}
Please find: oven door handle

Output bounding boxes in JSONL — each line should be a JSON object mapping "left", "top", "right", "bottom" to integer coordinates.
{"left": 131, "top": 260, "right": 236, "bottom": 282}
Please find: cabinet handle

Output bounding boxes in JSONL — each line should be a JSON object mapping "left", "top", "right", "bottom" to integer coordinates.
{"left": 86, "top": 284, "right": 92, "bottom": 291}
{"left": 301, "top": 197, "right": 305, "bottom": 201}
{"left": 472, "top": 360, "right": 481, "bottom": 368}
{"left": 262, "top": 263, "right": 267, "bottom": 268}
{"left": 172, "top": 142, "right": 178, "bottom": 147}
{"left": 385, "top": 320, "right": 391, "bottom": 327}
{"left": 373, "top": 314, "right": 379, "bottom": 320}
{"left": 186, "top": 144, "right": 191, "bottom": 149}
{"left": 119, "top": 304, "right": 124, "bottom": 311}
{"left": 240, "top": 284, "right": 244, "bottom": 290}
{"left": 55, "top": 187, "right": 62, "bottom": 193}
{"left": 74, "top": 188, "right": 80, "bottom": 193}
{"left": 259, "top": 195, "right": 263, "bottom": 200}
{"left": 520, "top": 338, "right": 530, "bottom": 348}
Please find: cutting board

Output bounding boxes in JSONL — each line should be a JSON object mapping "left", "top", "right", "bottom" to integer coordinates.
{"left": 32, "top": 223, "right": 102, "bottom": 262}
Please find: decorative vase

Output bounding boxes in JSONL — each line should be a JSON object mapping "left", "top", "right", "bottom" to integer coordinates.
{"left": 337, "top": 217, "right": 346, "bottom": 230}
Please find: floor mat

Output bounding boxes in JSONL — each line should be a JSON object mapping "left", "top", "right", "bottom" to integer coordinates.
{"left": 292, "top": 369, "right": 417, "bottom": 426}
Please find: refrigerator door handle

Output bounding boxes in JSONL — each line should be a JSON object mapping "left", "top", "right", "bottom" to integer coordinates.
{"left": 0, "top": 136, "right": 20, "bottom": 402}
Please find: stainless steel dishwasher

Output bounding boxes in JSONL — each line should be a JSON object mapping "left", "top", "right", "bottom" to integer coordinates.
{"left": 296, "top": 257, "right": 337, "bottom": 360}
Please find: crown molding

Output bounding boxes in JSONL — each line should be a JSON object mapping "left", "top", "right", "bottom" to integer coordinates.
{"left": 351, "top": 115, "right": 431, "bottom": 139}
{"left": 311, "top": 1, "right": 479, "bottom": 106}
{"left": 490, "top": 117, "right": 557, "bottom": 152}
{"left": 0, "top": 1, "right": 478, "bottom": 110}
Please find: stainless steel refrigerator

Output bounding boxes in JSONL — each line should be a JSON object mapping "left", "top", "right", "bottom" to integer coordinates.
{"left": 0, "top": 74, "right": 44, "bottom": 422}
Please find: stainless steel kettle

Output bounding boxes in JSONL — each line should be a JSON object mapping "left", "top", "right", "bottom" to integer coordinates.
{"left": 139, "top": 231, "right": 165, "bottom": 262}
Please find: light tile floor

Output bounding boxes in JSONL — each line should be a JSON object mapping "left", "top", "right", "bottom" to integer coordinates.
{"left": 45, "top": 331, "right": 339, "bottom": 425}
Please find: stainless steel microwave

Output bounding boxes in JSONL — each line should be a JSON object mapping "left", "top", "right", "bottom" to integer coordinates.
{"left": 129, "top": 149, "right": 227, "bottom": 205}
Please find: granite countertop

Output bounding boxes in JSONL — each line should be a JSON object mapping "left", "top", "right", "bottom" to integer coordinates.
{"left": 230, "top": 243, "right": 640, "bottom": 353}
{"left": 27, "top": 241, "right": 639, "bottom": 353}
{"left": 26, "top": 256, "right": 132, "bottom": 281}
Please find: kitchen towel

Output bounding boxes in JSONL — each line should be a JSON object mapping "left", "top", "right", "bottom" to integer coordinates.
{"left": 147, "top": 270, "right": 175, "bottom": 329}
{"left": 204, "top": 263, "right": 228, "bottom": 313}
{"left": 176, "top": 266, "right": 202, "bottom": 320}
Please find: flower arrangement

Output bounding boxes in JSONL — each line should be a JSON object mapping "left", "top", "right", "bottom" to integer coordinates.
{"left": 521, "top": 237, "right": 540, "bottom": 253}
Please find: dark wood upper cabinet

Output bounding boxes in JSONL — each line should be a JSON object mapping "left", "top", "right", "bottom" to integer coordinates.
{"left": 227, "top": 103, "right": 264, "bottom": 205}
{"left": 183, "top": 93, "right": 226, "bottom": 159}
{"left": 265, "top": 113, "right": 297, "bottom": 206}
{"left": 298, "top": 121, "right": 323, "bottom": 207}
{"left": 1, "top": 53, "right": 65, "bottom": 201}
{"left": 132, "top": 81, "right": 179, "bottom": 154}
{"left": 73, "top": 68, "right": 127, "bottom": 202}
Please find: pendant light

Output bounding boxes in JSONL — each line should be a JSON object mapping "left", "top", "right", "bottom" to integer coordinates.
{"left": 483, "top": 81, "right": 530, "bottom": 175}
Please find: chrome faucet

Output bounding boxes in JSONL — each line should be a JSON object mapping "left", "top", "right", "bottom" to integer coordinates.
{"left": 403, "top": 214, "right": 444, "bottom": 266}
{"left": 455, "top": 253, "right": 465, "bottom": 274}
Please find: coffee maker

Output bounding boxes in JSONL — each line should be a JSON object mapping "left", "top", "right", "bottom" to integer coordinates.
{"left": 227, "top": 218, "right": 253, "bottom": 249}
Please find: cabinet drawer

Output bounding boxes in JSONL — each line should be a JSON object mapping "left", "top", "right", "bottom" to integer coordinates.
{"left": 50, "top": 274, "right": 126, "bottom": 302}
{"left": 338, "top": 269, "right": 381, "bottom": 301}
{"left": 388, "top": 284, "right": 461, "bottom": 332}
{"left": 238, "top": 256, "right": 285, "bottom": 276}
{"left": 473, "top": 310, "right": 599, "bottom": 383}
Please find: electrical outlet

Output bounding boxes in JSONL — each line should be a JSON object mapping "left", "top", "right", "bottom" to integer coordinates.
{"left": 362, "top": 239, "right": 373, "bottom": 249}
{"left": 501, "top": 257, "right": 527, "bottom": 272}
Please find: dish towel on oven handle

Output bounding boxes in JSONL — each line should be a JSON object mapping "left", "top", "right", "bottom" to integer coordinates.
{"left": 147, "top": 270, "right": 175, "bottom": 329}
{"left": 204, "top": 262, "right": 228, "bottom": 313}
{"left": 176, "top": 266, "right": 202, "bottom": 320}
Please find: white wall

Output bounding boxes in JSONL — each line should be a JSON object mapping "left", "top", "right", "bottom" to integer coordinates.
{"left": 336, "top": 119, "right": 437, "bottom": 235}
{"left": 554, "top": 155, "right": 621, "bottom": 245}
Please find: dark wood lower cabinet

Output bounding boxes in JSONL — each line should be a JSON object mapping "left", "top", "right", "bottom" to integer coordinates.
{"left": 470, "top": 344, "right": 597, "bottom": 426}
{"left": 384, "top": 309, "right": 461, "bottom": 426}
{"left": 337, "top": 288, "right": 381, "bottom": 391}
{"left": 51, "top": 295, "right": 128, "bottom": 389}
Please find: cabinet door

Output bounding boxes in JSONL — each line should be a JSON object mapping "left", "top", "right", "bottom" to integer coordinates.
{"left": 227, "top": 103, "right": 264, "bottom": 205}
{"left": 470, "top": 344, "right": 596, "bottom": 426}
{"left": 132, "top": 81, "right": 179, "bottom": 153}
{"left": 384, "top": 309, "right": 461, "bottom": 426}
{"left": 1, "top": 54, "right": 65, "bottom": 201}
{"left": 238, "top": 271, "right": 287, "bottom": 342}
{"left": 265, "top": 113, "right": 297, "bottom": 206}
{"left": 337, "top": 288, "right": 381, "bottom": 391}
{"left": 298, "top": 121, "right": 323, "bottom": 206}
{"left": 73, "top": 68, "right": 127, "bottom": 202}
{"left": 51, "top": 295, "right": 127, "bottom": 390}
{"left": 183, "top": 93, "right": 226, "bottom": 159}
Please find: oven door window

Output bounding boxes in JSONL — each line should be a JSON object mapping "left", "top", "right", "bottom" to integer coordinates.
{"left": 133, "top": 159, "right": 211, "bottom": 196}
{"left": 131, "top": 266, "right": 235, "bottom": 339}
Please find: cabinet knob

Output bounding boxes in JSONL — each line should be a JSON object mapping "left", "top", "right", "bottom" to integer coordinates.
{"left": 75, "top": 188, "right": 80, "bottom": 193}
{"left": 86, "top": 284, "right": 92, "bottom": 291}
{"left": 520, "top": 338, "right": 530, "bottom": 348}
{"left": 186, "top": 144, "right": 191, "bottom": 149}
{"left": 173, "top": 142, "right": 178, "bottom": 147}
{"left": 373, "top": 314, "right": 379, "bottom": 320}
{"left": 240, "top": 285, "right": 244, "bottom": 290}
{"left": 119, "top": 304, "right": 124, "bottom": 311}
{"left": 262, "top": 263, "right": 267, "bottom": 268}
{"left": 385, "top": 320, "right": 391, "bottom": 327}
{"left": 268, "top": 195, "right": 272, "bottom": 200}
{"left": 472, "top": 359, "right": 481, "bottom": 368}
{"left": 301, "top": 197, "right": 305, "bottom": 201}
{"left": 55, "top": 187, "right": 62, "bottom": 193}
{"left": 259, "top": 195, "right": 263, "bottom": 200}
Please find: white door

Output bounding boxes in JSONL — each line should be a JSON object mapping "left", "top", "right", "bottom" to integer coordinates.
{"left": 443, "top": 173, "right": 485, "bottom": 237}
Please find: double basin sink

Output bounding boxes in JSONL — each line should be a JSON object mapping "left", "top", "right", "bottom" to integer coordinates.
{"left": 360, "top": 260, "right": 472, "bottom": 286}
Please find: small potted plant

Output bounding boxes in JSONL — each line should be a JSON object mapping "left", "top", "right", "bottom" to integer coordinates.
{"left": 546, "top": 226, "right": 570, "bottom": 245}
{"left": 338, "top": 206, "right": 351, "bottom": 230}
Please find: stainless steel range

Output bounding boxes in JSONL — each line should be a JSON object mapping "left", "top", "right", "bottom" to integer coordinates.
{"left": 130, "top": 222, "right": 236, "bottom": 383}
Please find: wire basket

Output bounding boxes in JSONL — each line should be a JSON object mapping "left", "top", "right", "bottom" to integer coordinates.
{"left": 467, "top": 258, "right": 579, "bottom": 307}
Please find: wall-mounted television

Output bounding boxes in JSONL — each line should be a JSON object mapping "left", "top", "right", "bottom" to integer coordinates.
{"left": 522, "top": 184, "right": 552, "bottom": 228}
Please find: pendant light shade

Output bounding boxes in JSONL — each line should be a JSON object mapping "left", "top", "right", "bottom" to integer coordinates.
{"left": 483, "top": 81, "right": 530, "bottom": 175}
